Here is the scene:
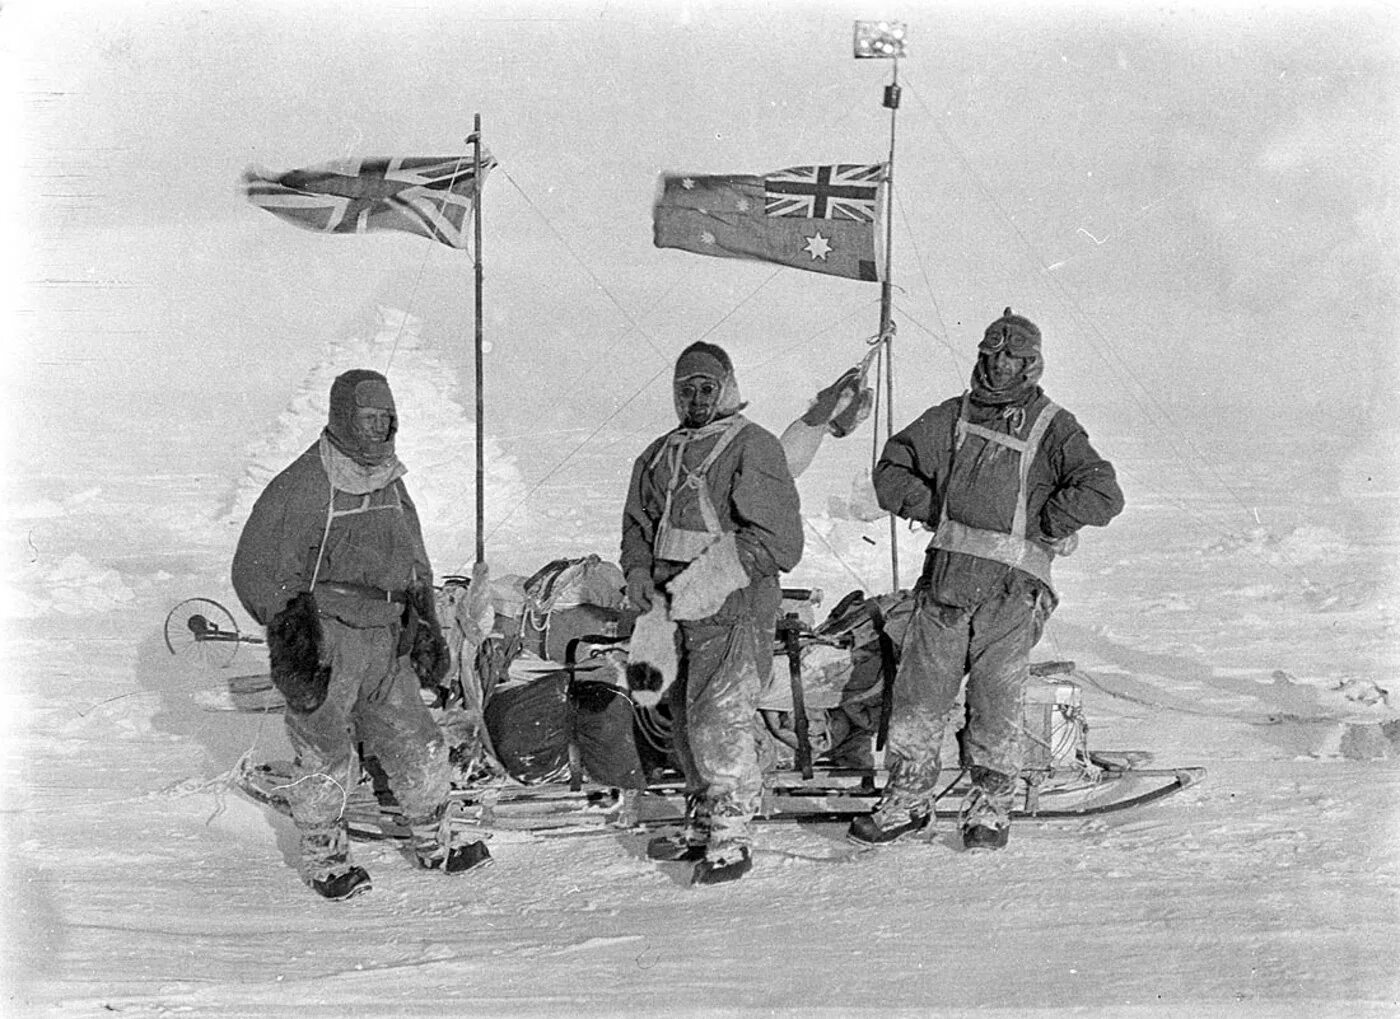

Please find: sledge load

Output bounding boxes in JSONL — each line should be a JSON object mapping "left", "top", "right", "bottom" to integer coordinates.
{"left": 189, "top": 553, "right": 1203, "bottom": 841}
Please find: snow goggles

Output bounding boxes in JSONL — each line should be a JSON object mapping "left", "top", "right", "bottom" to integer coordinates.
{"left": 979, "top": 327, "right": 1040, "bottom": 358}
{"left": 675, "top": 376, "right": 722, "bottom": 400}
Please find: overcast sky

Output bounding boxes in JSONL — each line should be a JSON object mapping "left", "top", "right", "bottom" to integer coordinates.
{"left": 5, "top": 0, "right": 1397, "bottom": 491}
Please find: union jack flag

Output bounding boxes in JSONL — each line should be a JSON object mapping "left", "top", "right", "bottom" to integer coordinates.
{"left": 763, "top": 164, "right": 884, "bottom": 221}
{"left": 243, "top": 154, "right": 496, "bottom": 249}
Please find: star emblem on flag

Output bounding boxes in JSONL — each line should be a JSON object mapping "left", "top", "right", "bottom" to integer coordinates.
{"left": 652, "top": 163, "right": 886, "bottom": 283}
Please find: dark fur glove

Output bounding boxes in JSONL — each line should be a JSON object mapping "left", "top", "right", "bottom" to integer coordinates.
{"left": 801, "top": 366, "right": 862, "bottom": 427}
{"left": 267, "top": 592, "right": 332, "bottom": 714}
{"left": 405, "top": 583, "right": 451, "bottom": 689}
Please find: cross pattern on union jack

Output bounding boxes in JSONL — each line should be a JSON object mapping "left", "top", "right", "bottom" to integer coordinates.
{"left": 763, "top": 164, "right": 884, "bottom": 221}
{"left": 245, "top": 154, "right": 496, "bottom": 249}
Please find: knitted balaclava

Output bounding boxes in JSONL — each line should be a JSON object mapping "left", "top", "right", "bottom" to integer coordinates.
{"left": 673, "top": 341, "right": 743, "bottom": 427}
{"left": 970, "top": 307, "right": 1045, "bottom": 406}
{"left": 326, "top": 369, "right": 398, "bottom": 466}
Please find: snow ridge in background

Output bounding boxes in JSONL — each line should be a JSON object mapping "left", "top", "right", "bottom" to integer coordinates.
{"left": 223, "top": 307, "right": 530, "bottom": 575}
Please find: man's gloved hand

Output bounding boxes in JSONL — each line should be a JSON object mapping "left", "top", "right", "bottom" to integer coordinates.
{"left": 1046, "top": 532, "right": 1079, "bottom": 557}
{"left": 828, "top": 386, "right": 873, "bottom": 438}
{"left": 801, "top": 367, "right": 863, "bottom": 428}
{"left": 626, "top": 569, "right": 657, "bottom": 612}
{"left": 267, "top": 591, "right": 332, "bottom": 714}
{"left": 405, "top": 582, "right": 452, "bottom": 689}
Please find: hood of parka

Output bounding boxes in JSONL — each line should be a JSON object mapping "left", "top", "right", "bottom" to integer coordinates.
{"left": 325, "top": 369, "right": 398, "bottom": 466}
{"left": 969, "top": 307, "right": 1045, "bottom": 407}
{"left": 672, "top": 341, "right": 744, "bottom": 428}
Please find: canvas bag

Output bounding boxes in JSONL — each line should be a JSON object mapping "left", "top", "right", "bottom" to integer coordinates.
{"left": 518, "top": 555, "right": 634, "bottom": 664}
{"left": 481, "top": 642, "right": 644, "bottom": 790}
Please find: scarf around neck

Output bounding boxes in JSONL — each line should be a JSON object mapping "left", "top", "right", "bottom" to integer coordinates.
{"left": 319, "top": 431, "right": 407, "bottom": 495}
{"left": 968, "top": 355, "right": 1044, "bottom": 408}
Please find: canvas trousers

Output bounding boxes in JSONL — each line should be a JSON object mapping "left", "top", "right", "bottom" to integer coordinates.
{"left": 666, "top": 613, "right": 766, "bottom": 850}
{"left": 874, "top": 578, "right": 1039, "bottom": 828}
{"left": 283, "top": 617, "right": 451, "bottom": 878}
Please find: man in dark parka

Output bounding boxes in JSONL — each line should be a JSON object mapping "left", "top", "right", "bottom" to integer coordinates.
{"left": 232, "top": 369, "right": 490, "bottom": 899}
{"left": 848, "top": 310, "right": 1124, "bottom": 851}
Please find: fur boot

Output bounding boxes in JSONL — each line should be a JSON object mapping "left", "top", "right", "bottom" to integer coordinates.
{"left": 267, "top": 592, "right": 332, "bottom": 714}
{"left": 667, "top": 531, "right": 749, "bottom": 621}
{"left": 627, "top": 603, "right": 678, "bottom": 708}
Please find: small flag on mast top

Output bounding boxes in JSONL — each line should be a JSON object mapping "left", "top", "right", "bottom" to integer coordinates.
{"left": 653, "top": 163, "right": 887, "bottom": 282}
{"left": 243, "top": 154, "right": 496, "bottom": 249}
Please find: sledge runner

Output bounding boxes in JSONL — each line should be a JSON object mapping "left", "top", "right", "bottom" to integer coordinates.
{"left": 847, "top": 309, "right": 1125, "bottom": 851}
{"left": 621, "top": 342, "right": 804, "bottom": 884}
{"left": 232, "top": 369, "right": 491, "bottom": 900}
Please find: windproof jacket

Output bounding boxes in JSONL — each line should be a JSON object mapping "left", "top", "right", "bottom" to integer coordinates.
{"left": 875, "top": 388, "right": 1123, "bottom": 605}
{"left": 621, "top": 414, "right": 803, "bottom": 590}
{"left": 232, "top": 442, "right": 433, "bottom": 630}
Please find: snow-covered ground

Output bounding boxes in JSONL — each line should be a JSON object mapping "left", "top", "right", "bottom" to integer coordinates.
{"left": 4, "top": 324, "right": 1397, "bottom": 1017}
{"left": 6, "top": 2, "right": 1400, "bottom": 1014}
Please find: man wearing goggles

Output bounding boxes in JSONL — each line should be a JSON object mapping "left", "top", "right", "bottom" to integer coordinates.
{"left": 849, "top": 308, "right": 1124, "bottom": 852}
{"left": 620, "top": 341, "right": 803, "bottom": 885}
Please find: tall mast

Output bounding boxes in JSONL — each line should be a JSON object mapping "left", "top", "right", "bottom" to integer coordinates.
{"left": 855, "top": 21, "right": 906, "bottom": 592}
{"left": 879, "top": 62, "right": 901, "bottom": 593}
{"left": 471, "top": 114, "right": 486, "bottom": 566}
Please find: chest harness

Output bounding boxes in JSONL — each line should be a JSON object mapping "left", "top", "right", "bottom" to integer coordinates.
{"left": 306, "top": 478, "right": 414, "bottom": 600}
{"left": 930, "top": 393, "right": 1062, "bottom": 592}
{"left": 648, "top": 414, "right": 749, "bottom": 564}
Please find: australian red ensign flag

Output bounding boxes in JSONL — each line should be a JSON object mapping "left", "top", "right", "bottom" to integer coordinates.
{"left": 243, "top": 154, "right": 496, "bottom": 249}
{"left": 653, "top": 163, "right": 886, "bottom": 282}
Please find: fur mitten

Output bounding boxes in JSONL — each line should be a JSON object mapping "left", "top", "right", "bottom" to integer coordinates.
{"left": 799, "top": 365, "right": 872, "bottom": 438}
{"left": 267, "top": 592, "right": 332, "bottom": 714}
{"left": 405, "top": 582, "right": 452, "bottom": 689}
{"left": 626, "top": 603, "right": 678, "bottom": 709}
{"left": 800, "top": 366, "right": 862, "bottom": 427}
{"left": 666, "top": 531, "right": 750, "bottom": 621}
{"left": 828, "top": 385, "right": 873, "bottom": 438}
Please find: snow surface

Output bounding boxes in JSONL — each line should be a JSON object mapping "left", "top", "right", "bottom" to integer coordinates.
{"left": 4, "top": 315, "right": 1398, "bottom": 1017}
{"left": 6, "top": 2, "right": 1400, "bottom": 1012}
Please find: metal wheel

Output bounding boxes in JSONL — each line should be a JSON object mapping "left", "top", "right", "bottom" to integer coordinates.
{"left": 163, "top": 597, "right": 242, "bottom": 669}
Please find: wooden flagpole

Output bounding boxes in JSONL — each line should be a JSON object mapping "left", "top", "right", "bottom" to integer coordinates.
{"left": 878, "top": 56, "right": 901, "bottom": 593}
{"left": 855, "top": 20, "right": 907, "bottom": 593}
{"left": 471, "top": 114, "right": 486, "bottom": 566}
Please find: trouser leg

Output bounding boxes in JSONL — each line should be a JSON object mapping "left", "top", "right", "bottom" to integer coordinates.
{"left": 960, "top": 584, "right": 1037, "bottom": 826}
{"left": 282, "top": 621, "right": 364, "bottom": 881}
{"left": 875, "top": 593, "right": 970, "bottom": 826}
{"left": 665, "top": 664, "right": 703, "bottom": 807}
{"left": 348, "top": 624, "right": 462, "bottom": 865}
{"left": 677, "top": 617, "right": 764, "bottom": 850}
{"left": 354, "top": 637, "right": 452, "bottom": 822}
